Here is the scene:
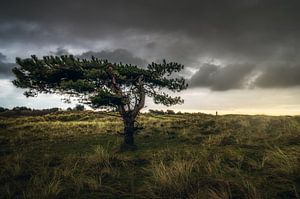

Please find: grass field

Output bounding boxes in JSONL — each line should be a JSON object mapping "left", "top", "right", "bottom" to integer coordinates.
{"left": 0, "top": 111, "right": 299, "bottom": 198}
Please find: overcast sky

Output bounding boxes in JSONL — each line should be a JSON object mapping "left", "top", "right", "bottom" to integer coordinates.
{"left": 1, "top": 0, "right": 300, "bottom": 115}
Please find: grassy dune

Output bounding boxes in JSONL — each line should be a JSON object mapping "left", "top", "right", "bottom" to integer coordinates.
{"left": 0, "top": 111, "right": 299, "bottom": 198}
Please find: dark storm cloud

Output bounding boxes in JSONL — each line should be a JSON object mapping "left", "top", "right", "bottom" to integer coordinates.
{"left": 189, "top": 63, "right": 256, "bottom": 91}
{"left": 1, "top": 0, "right": 300, "bottom": 47}
{"left": 0, "top": 53, "right": 5, "bottom": 61}
{"left": 78, "top": 49, "right": 148, "bottom": 66}
{"left": 1, "top": 0, "right": 300, "bottom": 89}
{"left": 255, "top": 64, "right": 300, "bottom": 88}
{"left": 189, "top": 61, "right": 300, "bottom": 90}
{"left": 0, "top": 52, "right": 14, "bottom": 78}
{"left": 51, "top": 47, "right": 70, "bottom": 56}
{"left": 50, "top": 47, "right": 148, "bottom": 66}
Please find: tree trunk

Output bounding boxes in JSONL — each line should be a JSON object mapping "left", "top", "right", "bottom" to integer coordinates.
{"left": 124, "top": 119, "right": 134, "bottom": 145}
{"left": 120, "top": 117, "right": 137, "bottom": 151}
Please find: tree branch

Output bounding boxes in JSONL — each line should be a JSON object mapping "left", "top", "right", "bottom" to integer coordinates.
{"left": 132, "top": 75, "right": 145, "bottom": 118}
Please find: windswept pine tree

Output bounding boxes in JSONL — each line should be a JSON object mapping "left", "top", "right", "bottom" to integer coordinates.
{"left": 12, "top": 55, "right": 187, "bottom": 149}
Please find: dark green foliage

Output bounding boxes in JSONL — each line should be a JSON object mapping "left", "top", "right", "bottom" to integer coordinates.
{"left": 12, "top": 106, "right": 32, "bottom": 111}
{"left": 89, "top": 89, "right": 125, "bottom": 108}
{"left": 12, "top": 55, "right": 187, "bottom": 108}
{"left": 74, "top": 104, "right": 85, "bottom": 111}
{"left": 166, "top": 109, "right": 175, "bottom": 114}
{"left": 0, "top": 107, "right": 9, "bottom": 112}
{"left": 148, "top": 109, "right": 165, "bottom": 114}
{"left": 148, "top": 109, "right": 177, "bottom": 115}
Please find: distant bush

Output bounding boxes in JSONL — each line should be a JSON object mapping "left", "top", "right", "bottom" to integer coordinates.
{"left": 74, "top": 104, "right": 85, "bottom": 111}
{"left": 149, "top": 109, "right": 178, "bottom": 115}
{"left": 166, "top": 109, "right": 175, "bottom": 114}
{"left": 149, "top": 109, "right": 165, "bottom": 115}
{"left": 12, "top": 106, "right": 32, "bottom": 111}
{"left": 0, "top": 107, "right": 9, "bottom": 112}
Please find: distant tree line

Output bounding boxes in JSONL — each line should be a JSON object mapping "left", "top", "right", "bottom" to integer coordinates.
{"left": 0, "top": 106, "right": 186, "bottom": 117}
{"left": 148, "top": 109, "right": 184, "bottom": 115}
{"left": 0, "top": 104, "right": 86, "bottom": 117}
